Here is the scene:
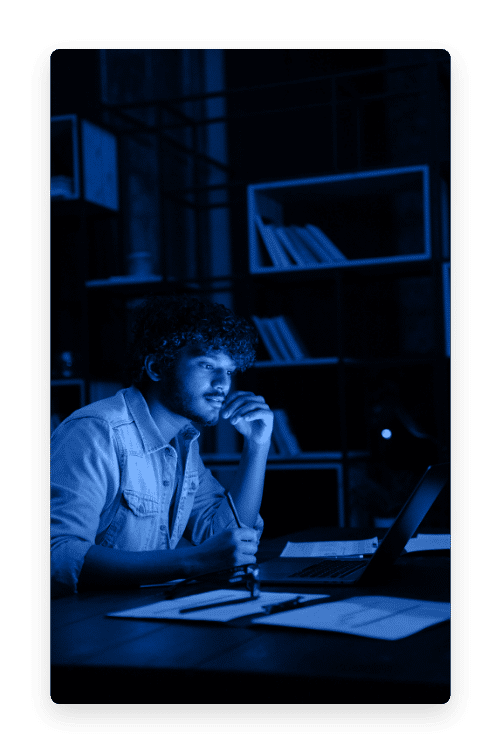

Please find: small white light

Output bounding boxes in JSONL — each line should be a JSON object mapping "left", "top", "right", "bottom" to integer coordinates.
{"left": 381, "top": 429, "right": 392, "bottom": 439}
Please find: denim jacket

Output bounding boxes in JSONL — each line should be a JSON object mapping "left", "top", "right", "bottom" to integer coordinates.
{"left": 51, "top": 386, "right": 263, "bottom": 596}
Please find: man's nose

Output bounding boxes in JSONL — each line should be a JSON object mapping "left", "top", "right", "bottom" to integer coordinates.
{"left": 212, "top": 371, "right": 230, "bottom": 391}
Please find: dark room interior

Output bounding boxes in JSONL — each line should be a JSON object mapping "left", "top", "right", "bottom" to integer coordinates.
{"left": 50, "top": 49, "right": 451, "bottom": 704}
{"left": 51, "top": 48, "right": 450, "bottom": 532}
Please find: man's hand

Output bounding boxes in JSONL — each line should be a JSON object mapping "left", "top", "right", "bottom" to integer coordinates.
{"left": 221, "top": 391, "right": 274, "bottom": 445}
{"left": 196, "top": 527, "right": 258, "bottom": 572}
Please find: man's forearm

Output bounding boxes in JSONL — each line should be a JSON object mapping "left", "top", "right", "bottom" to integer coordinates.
{"left": 78, "top": 543, "right": 200, "bottom": 589}
{"left": 228, "top": 439, "right": 270, "bottom": 528}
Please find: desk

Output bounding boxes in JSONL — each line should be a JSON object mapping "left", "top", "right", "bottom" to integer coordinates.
{"left": 51, "top": 527, "right": 450, "bottom": 704}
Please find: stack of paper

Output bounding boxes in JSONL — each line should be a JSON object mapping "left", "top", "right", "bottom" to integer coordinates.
{"left": 252, "top": 595, "right": 450, "bottom": 640}
{"left": 108, "top": 590, "right": 450, "bottom": 640}
{"left": 107, "top": 590, "right": 329, "bottom": 623}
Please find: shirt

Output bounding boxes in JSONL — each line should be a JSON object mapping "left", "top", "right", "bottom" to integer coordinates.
{"left": 50, "top": 385, "right": 263, "bottom": 597}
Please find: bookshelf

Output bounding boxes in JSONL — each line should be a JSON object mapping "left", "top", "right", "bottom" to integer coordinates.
{"left": 241, "top": 163, "right": 449, "bottom": 528}
{"left": 248, "top": 166, "right": 431, "bottom": 273}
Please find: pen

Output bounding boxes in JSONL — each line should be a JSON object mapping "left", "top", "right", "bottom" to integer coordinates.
{"left": 226, "top": 491, "right": 243, "bottom": 528}
{"left": 179, "top": 595, "right": 256, "bottom": 614}
{"left": 225, "top": 491, "right": 260, "bottom": 599}
{"left": 261, "top": 595, "right": 338, "bottom": 616}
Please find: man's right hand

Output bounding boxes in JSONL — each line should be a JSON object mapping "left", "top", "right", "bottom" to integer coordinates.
{"left": 195, "top": 527, "right": 258, "bottom": 573}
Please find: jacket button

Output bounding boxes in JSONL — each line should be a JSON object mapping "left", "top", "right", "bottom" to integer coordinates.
{"left": 163, "top": 480, "right": 169, "bottom": 486}
{"left": 160, "top": 525, "right": 166, "bottom": 531}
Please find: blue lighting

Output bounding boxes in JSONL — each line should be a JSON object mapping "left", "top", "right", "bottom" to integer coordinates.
{"left": 381, "top": 429, "right": 392, "bottom": 439}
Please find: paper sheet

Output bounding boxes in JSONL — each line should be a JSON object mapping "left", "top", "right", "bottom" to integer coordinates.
{"left": 107, "top": 590, "right": 329, "bottom": 623}
{"left": 252, "top": 595, "right": 450, "bottom": 640}
{"left": 280, "top": 538, "right": 379, "bottom": 558}
{"left": 404, "top": 534, "right": 450, "bottom": 553}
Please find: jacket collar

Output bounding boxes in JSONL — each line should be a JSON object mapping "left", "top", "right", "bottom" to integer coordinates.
{"left": 124, "top": 385, "right": 200, "bottom": 454}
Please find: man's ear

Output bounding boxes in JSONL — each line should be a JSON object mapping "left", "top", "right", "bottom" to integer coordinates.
{"left": 144, "top": 355, "right": 162, "bottom": 382}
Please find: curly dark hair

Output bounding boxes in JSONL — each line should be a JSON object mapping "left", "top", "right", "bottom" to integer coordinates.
{"left": 126, "top": 294, "right": 258, "bottom": 384}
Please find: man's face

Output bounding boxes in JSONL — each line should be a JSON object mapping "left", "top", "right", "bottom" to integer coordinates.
{"left": 157, "top": 345, "right": 237, "bottom": 426}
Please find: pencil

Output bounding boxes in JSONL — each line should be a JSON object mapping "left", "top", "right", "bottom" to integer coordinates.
{"left": 226, "top": 491, "right": 243, "bottom": 528}
{"left": 225, "top": 491, "right": 257, "bottom": 589}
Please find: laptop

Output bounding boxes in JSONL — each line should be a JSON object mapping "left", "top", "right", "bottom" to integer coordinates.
{"left": 258, "top": 463, "right": 450, "bottom": 586}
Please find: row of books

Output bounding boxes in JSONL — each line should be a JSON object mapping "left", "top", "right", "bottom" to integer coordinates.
{"left": 270, "top": 409, "right": 302, "bottom": 456}
{"left": 255, "top": 214, "right": 347, "bottom": 268}
{"left": 251, "top": 315, "right": 308, "bottom": 362}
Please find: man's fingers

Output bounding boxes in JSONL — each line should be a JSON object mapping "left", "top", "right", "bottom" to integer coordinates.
{"left": 222, "top": 392, "right": 266, "bottom": 418}
{"left": 233, "top": 527, "right": 257, "bottom": 543}
{"left": 225, "top": 400, "right": 269, "bottom": 422}
{"left": 233, "top": 406, "right": 271, "bottom": 421}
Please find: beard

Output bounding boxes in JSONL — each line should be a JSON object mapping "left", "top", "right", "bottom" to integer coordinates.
{"left": 157, "top": 369, "right": 221, "bottom": 426}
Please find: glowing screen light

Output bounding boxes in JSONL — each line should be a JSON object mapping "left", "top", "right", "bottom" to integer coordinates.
{"left": 381, "top": 429, "right": 392, "bottom": 439}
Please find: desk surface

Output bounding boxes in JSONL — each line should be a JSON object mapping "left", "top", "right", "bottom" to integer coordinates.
{"left": 51, "top": 527, "right": 450, "bottom": 704}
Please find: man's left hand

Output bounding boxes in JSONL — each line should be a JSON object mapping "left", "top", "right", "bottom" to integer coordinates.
{"left": 221, "top": 391, "right": 273, "bottom": 446}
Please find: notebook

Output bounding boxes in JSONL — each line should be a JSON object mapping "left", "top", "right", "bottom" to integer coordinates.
{"left": 258, "top": 463, "right": 449, "bottom": 586}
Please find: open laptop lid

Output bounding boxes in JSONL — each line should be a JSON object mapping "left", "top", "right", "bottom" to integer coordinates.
{"left": 257, "top": 463, "right": 449, "bottom": 586}
{"left": 358, "top": 462, "right": 450, "bottom": 583}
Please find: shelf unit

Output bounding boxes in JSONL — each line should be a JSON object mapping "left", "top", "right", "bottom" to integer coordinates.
{"left": 248, "top": 165, "right": 432, "bottom": 273}
{"left": 51, "top": 114, "right": 119, "bottom": 210}
{"left": 51, "top": 50, "right": 450, "bottom": 530}
{"left": 243, "top": 163, "right": 449, "bottom": 527}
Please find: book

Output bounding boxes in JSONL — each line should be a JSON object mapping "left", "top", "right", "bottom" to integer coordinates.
{"left": 266, "top": 317, "right": 297, "bottom": 360}
{"left": 272, "top": 415, "right": 292, "bottom": 456}
{"left": 291, "top": 225, "right": 336, "bottom": 263}
{"left": 275, "top": 227, "right": 318, "bottom": 266}
{"left": 304, "top": 223, "right": 347, "bottom": 261}
{"left": 254, "top": 215, "right": 292, "bottom": 268}
{"left": 263, "top": 318, "right": 291, "bottom": 361}
{"left": 287, "top": 226, "right": 328, "bottom": 263}
{"left": 251, "top": 315, "right": 285, "bottom": 361}
{"left": 273, "top": 409, "right": 301, "bottom": 455}
{"left": 281, "top": 315, "right": 310, "bottom": 358}
{"left": 270, "top": 316, "right": 306, "bottom": 360}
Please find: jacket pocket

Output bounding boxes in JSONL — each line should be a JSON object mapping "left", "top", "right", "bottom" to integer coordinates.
{"left": 122, "top": 489, "right": 159, "bottom": 517}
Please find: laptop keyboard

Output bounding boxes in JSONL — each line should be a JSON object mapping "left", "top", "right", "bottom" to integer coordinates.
{"left": 291, "top": 559, "right": 369, "bottom": 579}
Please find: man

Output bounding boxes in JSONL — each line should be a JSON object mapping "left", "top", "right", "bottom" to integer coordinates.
{"left": 51, "top": 295, "right": 273, "bottom": 596}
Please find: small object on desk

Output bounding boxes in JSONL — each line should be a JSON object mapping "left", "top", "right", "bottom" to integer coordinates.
{"left": 180, "top": 593, "right": 260, "bottom": 614}
{"left": 260, "top": 595, "right": 342, "bottom": 616}
{"left": 244, "top": 565, "right": 261, "bottom": 598}
{"left": 261, "top": 595, "right": 303, "bottom": 615}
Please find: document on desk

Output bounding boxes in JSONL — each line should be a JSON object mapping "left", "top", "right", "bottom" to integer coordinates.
{"left": 252, "top": 595, "right": 450, "bottom": 640}
{"left": 404, "top": 534, "right": 450, "bottom": 553}
{"left": 280, "top": 537, "right": 379, "bottom": 558}
{"left": 107, "top": 590, "right": 329, "bottom": 623}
